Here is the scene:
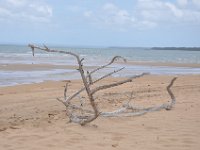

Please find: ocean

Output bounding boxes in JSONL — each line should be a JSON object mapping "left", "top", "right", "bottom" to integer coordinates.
{"left": 0, "top": 45, "right": 200, "bottom": 87}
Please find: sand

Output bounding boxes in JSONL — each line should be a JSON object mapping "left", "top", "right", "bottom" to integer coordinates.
{"left": 0, "top": 73, "right": 200, "bottom": 150}
{"left": 0, "top": 63, "right": 96, "bottom": 71}
{"left": 1, "top": 61, "right": 200, "bottom": 72}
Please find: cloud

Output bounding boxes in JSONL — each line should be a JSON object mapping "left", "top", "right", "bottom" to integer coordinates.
{"left": 192, "top": 0, "right": 200, "bottom": 7}
{"left": 0, "top": 0, "right": 52, "bottom": 23}
{"left": 102, "top": 3, "right": 135, "bottom": 25}
{"left": 177, "top": 0, "right": 188, "bottom": 7}
{"left": 84, "top": 3, "right": 136, "bottom": 30}
{"left": 136, "top": 0, "right": 186, "bottom": 23}
{"left": 165, "top": 2, "right": 183, "bottom": 17}
{"left": 83, "top": 0, "right": 200, "bottom": 30}
{"left": 67, "top": 5, "right": 81, "bottom": 13}
{"left": 84, "top": 11, "right": 93, "bottom": 18}
{"left": 7, "top": 0, "right": 26, "bottom": 7}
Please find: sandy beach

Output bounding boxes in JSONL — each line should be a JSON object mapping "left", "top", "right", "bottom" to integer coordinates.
{"left": 1, "top": 0, "right": 200, "bottom": 149}
{"left": 0, "top": 69, "right": 200, "bottom": 149}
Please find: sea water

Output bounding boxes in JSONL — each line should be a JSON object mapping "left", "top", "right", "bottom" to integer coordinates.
{"left": 0, "top": 45, "right": 200, "bottom": 86}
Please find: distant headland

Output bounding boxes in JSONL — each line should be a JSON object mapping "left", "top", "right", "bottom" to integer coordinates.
{"left": 108, "top": 46, "right": 200, "bottom": 51}
{"left": 151, "top": 47, "right": 200, "bottom": 51}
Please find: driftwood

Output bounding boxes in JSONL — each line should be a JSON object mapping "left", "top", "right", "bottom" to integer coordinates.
{"left": 28, "top": 44, "right": 177, "bottom": 125}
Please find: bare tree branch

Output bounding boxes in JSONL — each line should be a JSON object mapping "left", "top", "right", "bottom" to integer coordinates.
{"left": 165, "top": 77, "right": 177, "bottom": 110}
{"left": 29, "top": 44, "right": 99, "bottom": 125}
{"left": 87, "top": 71, "right": 93, "bottom": 84}
{"left": 66, "top": 67, "right": 125, "bottom": 102}
{"left": 91, "top": 73, "right": 149, "bottom": 95}
{"left": 29, "top": 44, "right": 177, "bottom": 126}
{"left": 64, "top": 83, "right": 68, "bottom": 101}
{"left": 93, "top": 67, "right": 125, "bottom": 83}
{"left": 88, "top": 56, "right": 126, "bottom": 76}
{"left": 100, "top": 77, "right": 177, "bottom": 117}
{"left": 28, "top": 44, "right": 79, "bottom": 59}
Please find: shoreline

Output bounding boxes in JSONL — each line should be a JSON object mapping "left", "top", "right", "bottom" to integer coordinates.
{"left": 0, "top": 62, "right": 200, "bottom": 87}
{"left": 125, "top": 61, "right": 200, "bottom": 68}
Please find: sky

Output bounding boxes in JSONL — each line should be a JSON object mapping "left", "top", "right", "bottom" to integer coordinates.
{"left": 0, "top": 0, "right": 200, "bottom": 47}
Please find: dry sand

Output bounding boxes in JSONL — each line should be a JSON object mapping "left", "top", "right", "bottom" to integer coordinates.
{"left": 0, "top": 74, "right": 200, "bottom": 150}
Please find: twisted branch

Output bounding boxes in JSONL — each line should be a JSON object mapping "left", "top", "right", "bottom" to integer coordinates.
{"left": 88, "top": 56, "right": 126, "bottom": 76}
{"left": 66, "top": 67, "right": 125, "bottom": 102}
{"left": 29, "top": 44, "right": 177, "bottom": 126}
{"left": 29, "top": 44, "right": 98, "bottom": 125}
{"left": 100, "top": 77, "right": 177, "bottom": 117}
{"left": 91, "top": 73, "right": 148, "bottom": 95}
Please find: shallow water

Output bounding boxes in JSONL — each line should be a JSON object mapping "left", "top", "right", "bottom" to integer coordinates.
{"left": 0, "top": 45, "right": 200, "bottom": 87}
{"left": 1, "top": 45, "right": 200, "bottom": 64}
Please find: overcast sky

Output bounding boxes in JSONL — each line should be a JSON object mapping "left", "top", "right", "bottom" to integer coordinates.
{"left": 0, "top": 0, "right": 200, "bottom": 47}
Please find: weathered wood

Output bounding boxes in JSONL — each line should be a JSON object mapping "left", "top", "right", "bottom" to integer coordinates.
{"left": 29, "top": 44, "right": 177, "bottom": 125}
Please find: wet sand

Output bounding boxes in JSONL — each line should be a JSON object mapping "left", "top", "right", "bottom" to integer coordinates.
{"left": 1, "top": 61, "right": 200, "bottom": 72}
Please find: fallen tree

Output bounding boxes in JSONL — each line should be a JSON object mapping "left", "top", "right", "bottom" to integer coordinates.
{"left": 28, "top": 44, "right": 177, "bottom": 126}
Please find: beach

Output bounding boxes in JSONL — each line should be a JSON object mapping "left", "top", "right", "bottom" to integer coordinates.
{"left": 1, "top": 0, "right": 200, "bottom": 148}
{"left": 0, "top": 45, "right": 200, "bottom": 149}
{"left": 1, "top": 0, "right": 200, "bottom": 149}
{"left": 0, "top": 68, "right": 200, "bottom": 149}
